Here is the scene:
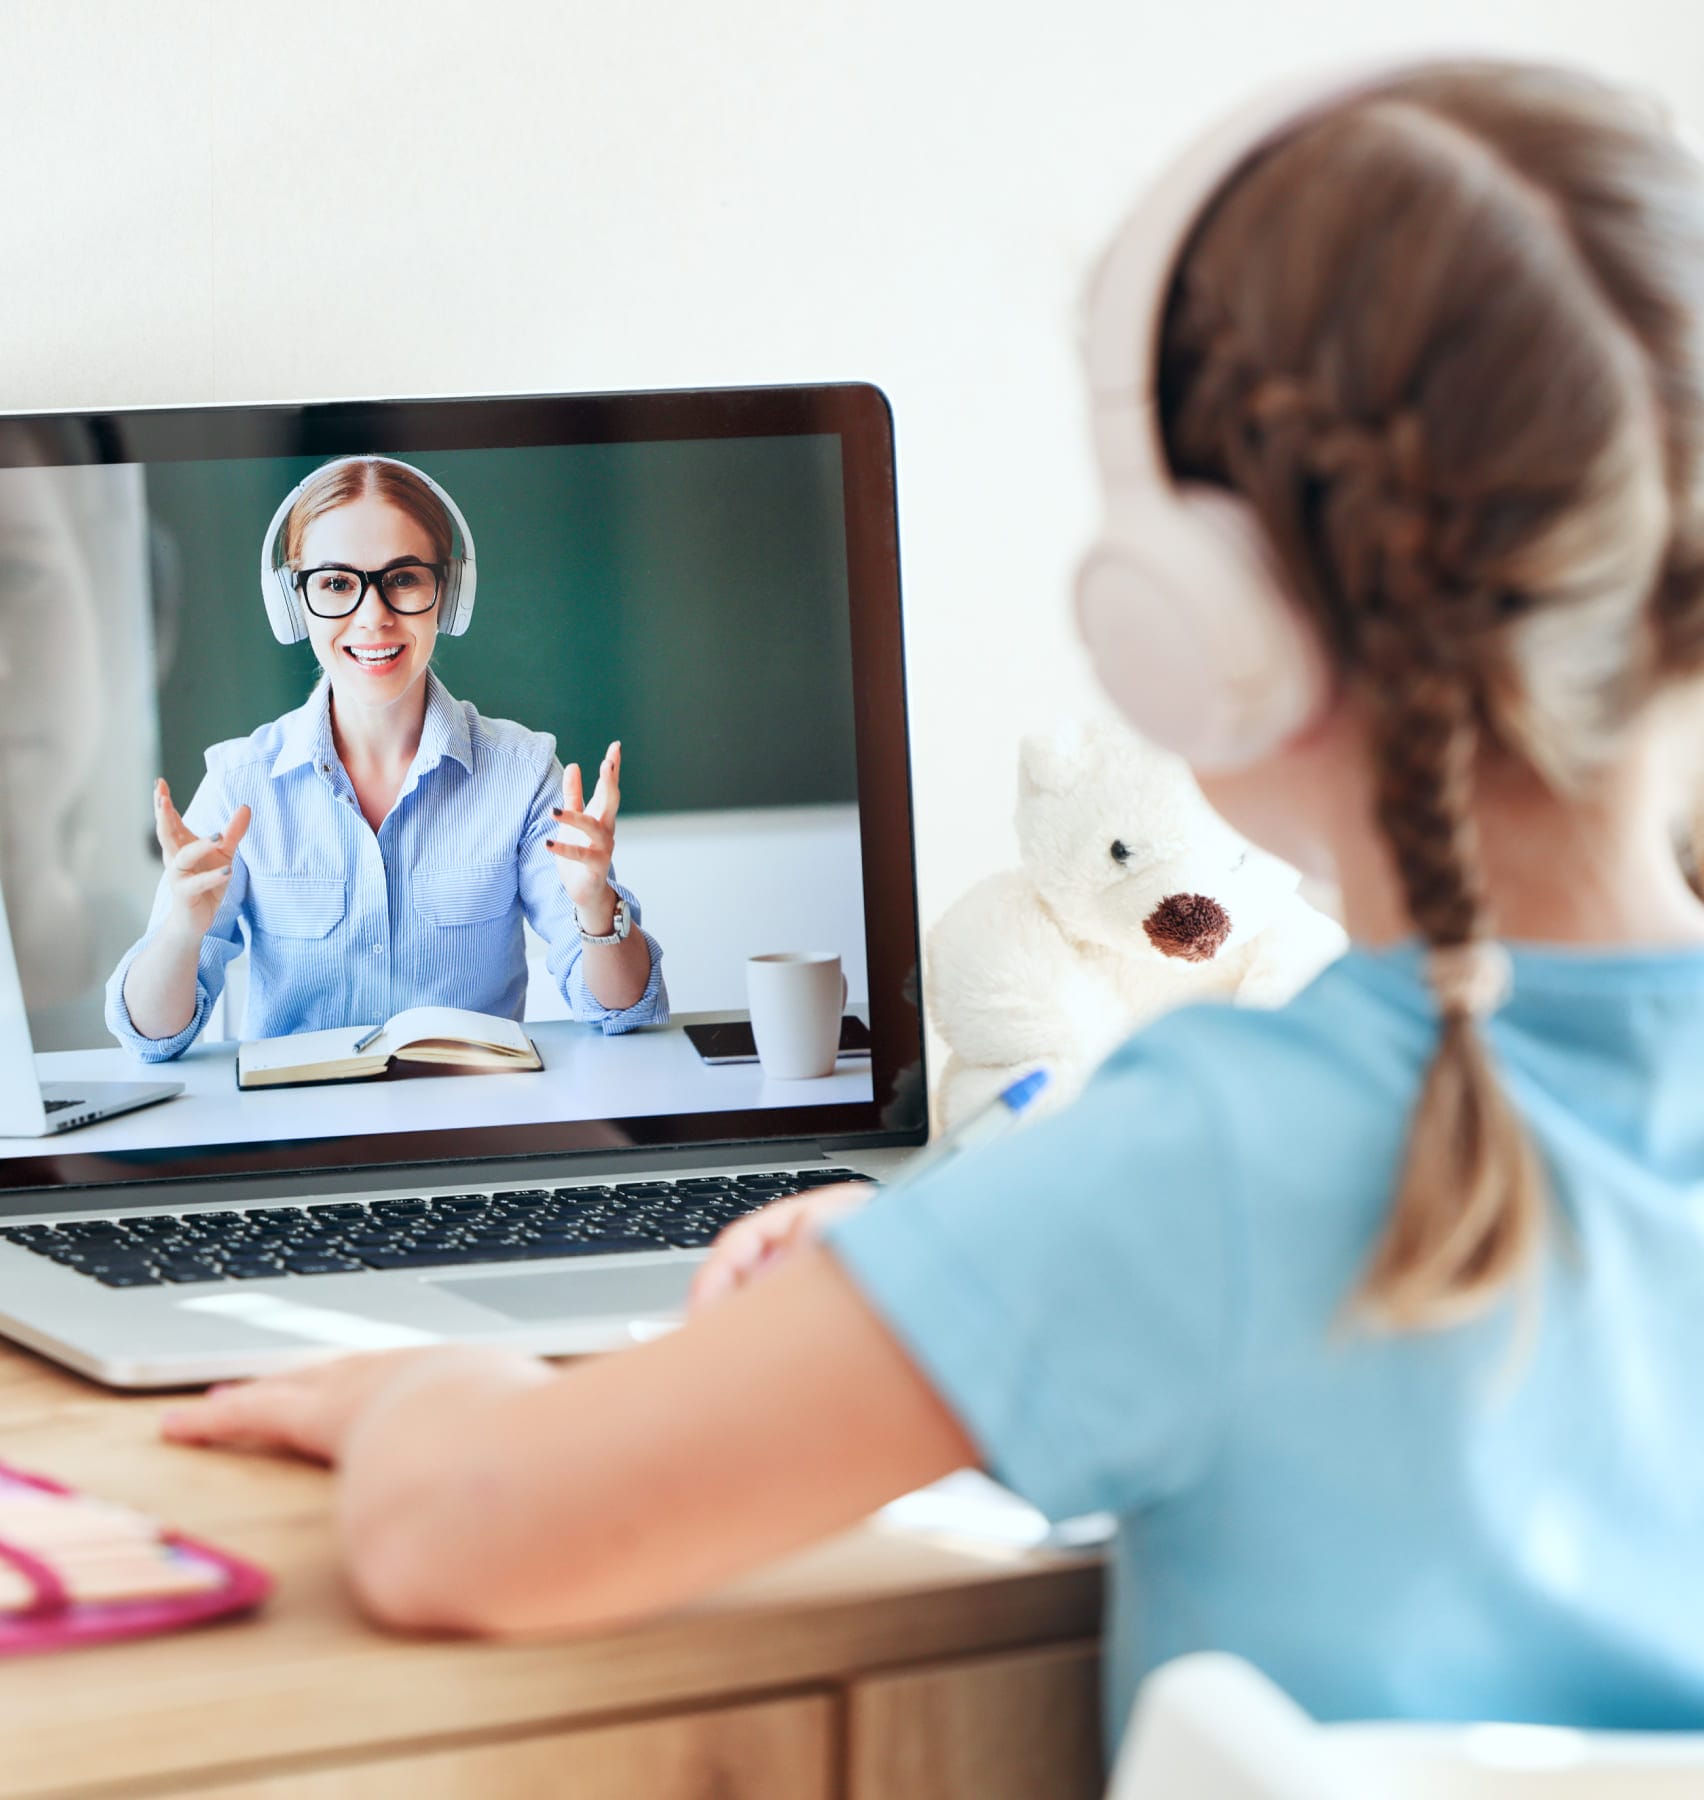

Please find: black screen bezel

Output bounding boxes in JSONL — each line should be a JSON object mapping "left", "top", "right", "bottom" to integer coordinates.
{"left": 0, "top": 381, "right": 926, "bottom": 1205}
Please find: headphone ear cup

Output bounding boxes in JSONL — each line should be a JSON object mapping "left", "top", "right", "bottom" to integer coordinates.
{"left": 259, "top": 479, "right": 309, "bottom": 645}
{"left": 436, "top": 565, "right": 460, "bottom": 636}
{"left": 438, "top": 558, "right": 476, "bottom": 637}
{"left": 1074, "top": 487, "right": 1331, "bottom": 770}
{"left": 261, "top": 565, "right": 307, "bottom": 645}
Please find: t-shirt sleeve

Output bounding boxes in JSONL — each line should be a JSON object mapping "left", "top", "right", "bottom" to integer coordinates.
{"left": 824, "top": 1034, "right": 1241, "bottom": 1521}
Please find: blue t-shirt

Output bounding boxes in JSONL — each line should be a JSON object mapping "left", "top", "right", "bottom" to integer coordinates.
{"left": 827, "top": 940, "right": 1704, "bottom": 1747}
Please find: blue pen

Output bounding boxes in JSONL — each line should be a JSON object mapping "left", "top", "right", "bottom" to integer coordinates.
{"left": 896, "top": 1069, "right": 1050, "bottom": 1186}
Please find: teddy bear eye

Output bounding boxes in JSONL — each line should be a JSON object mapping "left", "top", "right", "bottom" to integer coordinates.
{"left": 1110, "top": 839, "right": 1131, "bottom": 865}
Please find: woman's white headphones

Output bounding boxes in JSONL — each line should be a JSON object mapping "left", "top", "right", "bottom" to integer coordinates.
{"left": 1074, "top": 54, "right": 1449, "bottom": 772}
{"left": 258, "top": 454, "right": 479, "bottom": 645}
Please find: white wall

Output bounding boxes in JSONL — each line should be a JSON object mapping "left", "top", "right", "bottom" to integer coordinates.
{"left": 7, "top": 0, "right": 1704, "bottom": 966}
{"left": 525, "top": 806, "right": 868, "bottom": 1019}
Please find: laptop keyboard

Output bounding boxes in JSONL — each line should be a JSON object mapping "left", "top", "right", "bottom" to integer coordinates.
{"left": 41, "top": 1098, "right": 78, "bottom": 1114}
{"left": 0, "top": 1170, "right": 871, "bottom": 1289}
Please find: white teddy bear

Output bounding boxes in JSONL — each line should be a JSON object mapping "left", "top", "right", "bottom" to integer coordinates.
{"left": 925, "top": 720, "right": 1348, "bottom": 1127}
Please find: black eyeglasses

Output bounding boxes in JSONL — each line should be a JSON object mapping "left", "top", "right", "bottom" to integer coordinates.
{"left": 293, "top": 560, "right": 445, "bottom": 619}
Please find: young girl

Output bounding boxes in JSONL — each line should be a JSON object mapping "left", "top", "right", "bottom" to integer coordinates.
{"left": 162, "top": 56, "right": 1704, "bottom": 1745}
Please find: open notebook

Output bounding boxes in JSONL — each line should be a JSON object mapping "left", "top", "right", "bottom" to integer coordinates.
{"left": 237, "top": 1006, "right": 543, "bottom": 1091}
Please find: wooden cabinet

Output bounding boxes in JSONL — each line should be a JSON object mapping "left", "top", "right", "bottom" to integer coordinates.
{"left": 849, "top": 1640, "right": 1104, "bottom": 1800}
{"left": 190, "top": 1696, "right": 835, "bottom": 1800}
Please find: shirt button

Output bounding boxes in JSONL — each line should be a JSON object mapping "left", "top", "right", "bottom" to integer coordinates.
{"left": 371, "top": 944, "right": 383, "bottom": 956}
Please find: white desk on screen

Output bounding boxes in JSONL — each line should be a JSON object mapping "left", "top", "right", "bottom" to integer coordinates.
{"left": 0, "top": 1019, "right": 874, "bottom": 1162}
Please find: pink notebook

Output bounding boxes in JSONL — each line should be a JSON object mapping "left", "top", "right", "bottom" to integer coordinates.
{"left": 0, "top": 1462, "right": 272, "bottom": 1656}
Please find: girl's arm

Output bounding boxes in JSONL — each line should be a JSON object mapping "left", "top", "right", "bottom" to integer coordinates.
{"left": 162, "top": 1243, "right": 975, "bottom": 1635}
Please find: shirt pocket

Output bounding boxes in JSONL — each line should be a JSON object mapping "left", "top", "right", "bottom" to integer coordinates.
{"left": 246, "top": 872, "right": 348, "bottom": 940}
{"left": 415, "top": 860, "right": 519, "bottom": 928}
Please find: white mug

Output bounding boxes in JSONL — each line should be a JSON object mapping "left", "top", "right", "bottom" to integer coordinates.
{"left": 746, "top": 952, "right": 847, "bottom": 1079}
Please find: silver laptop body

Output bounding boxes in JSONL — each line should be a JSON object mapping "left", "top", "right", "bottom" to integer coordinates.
{"left": 0, "top": 1142, "right": 918, "bottom": 1389}
{"left": 0, "top": 919, "right": 182, "bottom": 1140}
{"left": 0, "top": 383, "right": 924, "bottom": 1388}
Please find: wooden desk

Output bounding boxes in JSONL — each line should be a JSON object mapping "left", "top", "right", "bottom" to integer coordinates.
{"left": 0, "top": 1342, "right": 1105, "bottom": 1799}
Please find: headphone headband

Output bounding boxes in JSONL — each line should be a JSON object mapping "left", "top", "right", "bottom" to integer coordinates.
{"left": 258, "top": 454, "right": 479, "bottom": 645}
{"left": 1082, "top": 54, "right": 1438, "bottom": 485}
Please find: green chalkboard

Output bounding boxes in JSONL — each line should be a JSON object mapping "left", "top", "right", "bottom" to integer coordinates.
{"left": 147, "top": 435, "right": 856, "bottom": 815}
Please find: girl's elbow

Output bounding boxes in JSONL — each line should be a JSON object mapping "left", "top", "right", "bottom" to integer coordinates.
{"left": 340, "top": 1497, "right": 627, "bottom": 1639}
{"left": 344, "top": 1508, "right": 512, "bottom": 1636}
{"left": 347, "top": 1535, "right": 645, "bottom": 1640}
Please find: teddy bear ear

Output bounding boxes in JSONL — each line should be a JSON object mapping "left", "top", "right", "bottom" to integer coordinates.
{"left": 1017, "top": 720, "right": 1086, "bottom": 796}
{"left": 1095, "top": 714, "right": 1198, "bottom": 792}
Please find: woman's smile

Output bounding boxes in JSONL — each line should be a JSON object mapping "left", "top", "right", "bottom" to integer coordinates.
{"left": 341, "top": 639, "right": 408, "bottom": 673}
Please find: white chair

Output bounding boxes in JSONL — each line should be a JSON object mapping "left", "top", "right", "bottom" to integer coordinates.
{"left": 1108, "top": 1653, "right": 1704, "bottom": 1799}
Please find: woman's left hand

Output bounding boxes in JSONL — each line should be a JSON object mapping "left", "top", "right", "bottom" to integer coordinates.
{"left": 159, "top": 1347, "right": 492, "bottom": 1465}
{"left": 549, "top": 741, "right": 622, "bottom": 916}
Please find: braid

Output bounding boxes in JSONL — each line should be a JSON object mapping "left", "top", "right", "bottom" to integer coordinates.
{"left": 1174, "top": 319, "right": 1520, "bottom": 659}
{"left": 1172, "top": 304, "right": 1550, "bottom": 1328}
{"left": 1357, "top": 640, "right": 1547, "bottom": 1326}
{"left": 1362, "top": 631, "right": 1485, "bottom": 953}
{"left": 1653, "top": 543, "right": 1704, "bottom": 676}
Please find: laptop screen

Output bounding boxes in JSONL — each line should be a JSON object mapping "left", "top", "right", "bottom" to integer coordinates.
{"left": 0, "top": 384, "right": 924, "bottom": 1199}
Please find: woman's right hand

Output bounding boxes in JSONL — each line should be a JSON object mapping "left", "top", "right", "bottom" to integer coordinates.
{"left": 153, "top": 778, "right": 250, "bottom": 943}
{"left": 688, "top": 1183, "right": 875, "bottom": 1312}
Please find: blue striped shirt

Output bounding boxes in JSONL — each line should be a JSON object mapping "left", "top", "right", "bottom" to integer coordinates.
{"left": 106, "top": 672, "right": 667, "bottom": 1059}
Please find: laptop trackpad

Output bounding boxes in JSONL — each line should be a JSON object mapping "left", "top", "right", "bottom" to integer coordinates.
{"left": 430, "top": 1264, "right": 693, "bottom": 1322}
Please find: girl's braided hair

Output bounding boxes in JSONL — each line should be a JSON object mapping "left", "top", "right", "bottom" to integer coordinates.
{"left": 1156, "top": 63, "right": 1704, "bottom": 1327}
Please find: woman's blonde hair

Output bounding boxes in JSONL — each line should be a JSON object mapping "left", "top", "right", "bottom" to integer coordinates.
{"left": 283, "top": 457, "right": 454, "bottom": 570}
{"left": 1156, "top": 63, "right": 1704, "bottom": 1328}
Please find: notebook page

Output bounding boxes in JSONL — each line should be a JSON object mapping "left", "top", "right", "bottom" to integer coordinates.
{"left": 237, "top": 1026, "right": 372, "bottom": 1076}
{"left": 372, "top": 1007, "right": 532, "bottom": 1054}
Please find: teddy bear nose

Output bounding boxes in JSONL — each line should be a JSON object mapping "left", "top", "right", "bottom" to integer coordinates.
{"left": 1144, "top": 892, "right": 1233, "bottom": 962}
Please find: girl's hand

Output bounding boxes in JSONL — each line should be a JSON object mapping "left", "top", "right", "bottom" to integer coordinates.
{"left": 689, "top": 1183, "right": 875, "bottom": 1312}
{"left": 153, "top": 778, "right": 250, "bottom": 944}
{"left": 549, "top": 742, "right": 622, "bottom": 917}
{"left": 159, "top": 1345, "right": 545, "bottom": 1466}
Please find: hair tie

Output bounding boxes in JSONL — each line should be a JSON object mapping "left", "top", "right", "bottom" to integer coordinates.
{"left": 1427, "top": 939, "right": 1512, "bottom": 1019}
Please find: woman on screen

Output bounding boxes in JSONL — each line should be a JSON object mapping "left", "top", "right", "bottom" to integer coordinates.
{"left": 105, "top": 455, "right": 666, "bottom": 1057}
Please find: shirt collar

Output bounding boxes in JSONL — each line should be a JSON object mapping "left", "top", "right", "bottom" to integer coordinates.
{"left": 414, "top": 670, "right": 473, "bottom": 776}
{"left": 268, "top": 670, "right": 472, "bottom": 781}
{"left": 270, "top": 680, "right": 337, "bottom": 779}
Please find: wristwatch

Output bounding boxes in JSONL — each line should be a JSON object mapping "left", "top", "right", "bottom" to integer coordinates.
{"left": 575, "top": 893, "right": 632, "bottom": 946}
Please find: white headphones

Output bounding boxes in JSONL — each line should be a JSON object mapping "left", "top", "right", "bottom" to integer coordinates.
{"left": 259, "top": 454, "right": 478, "bottom": 646}
{"left": 1075, "top": 55, "right": 1444, "bottom": 771}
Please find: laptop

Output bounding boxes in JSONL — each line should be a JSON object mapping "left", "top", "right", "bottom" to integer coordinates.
{"left": 0, "top": 383, "right": 926, "bottom": 1388}
{"left": 0, "top": 891, "right": 183, "bottom": 1135}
